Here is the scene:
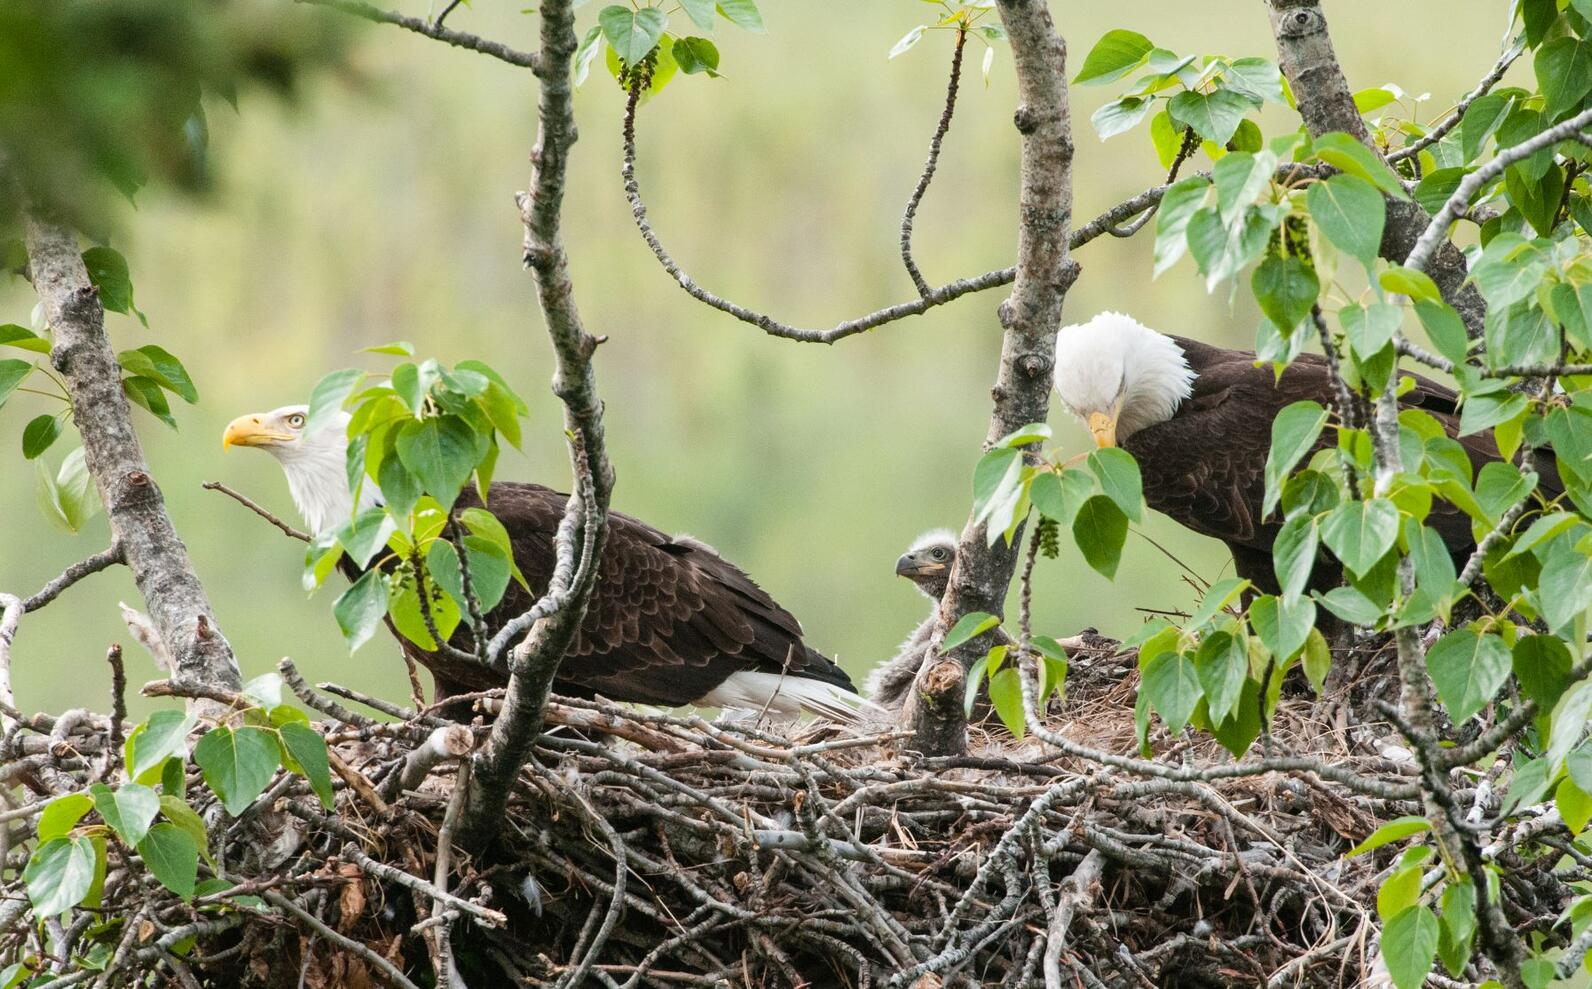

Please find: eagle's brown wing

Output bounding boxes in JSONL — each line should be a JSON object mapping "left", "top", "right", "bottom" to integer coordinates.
{"left": 441, "top": 483, "right": 852, "bottom": 706}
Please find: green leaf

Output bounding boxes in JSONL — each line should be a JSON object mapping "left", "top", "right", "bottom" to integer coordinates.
{"left": 391, "top": 362, "right": 424, "bottom": 412}
{"left": 599, "top": 5, "right": 668, "bottom": 66}
{"left": 117, "top": 345, "right": 197, "bottom": 403}
{"left": 1347, "top": 815, "right": 1431, "bottom": 856}
{"left": 1074, "top": 29, "right": 1153, "bottom": 85}
{"left": 1152, "top": 176, "right": 1210, "bottom": 277}
{"left": 987, "top": 667, "right": 1025, "bottom": 739}
{"left": 24, "top": 835, "right": 97, "bottom": 917}
{"left": 428, "top": 535, "right": 512, "bottom": 615}
{"left": 715, "top": 0, "right": 763, "bottom": 32}
{"left": 1302, "top": 627, "right": 1331, "bottom": 692}
{"left": 971, "top": 447, "right": 1023, "bottom": 527}
{"left": 942, "top": 612, "right": 999, "bottom": 652}
{"left": 1426, "top": 628, "right": 1511, "bottom": 724}
{"left": 278, "top": 722, "right": 335, "bottom": 811}
{"left": 1273, "top": 514, "right": 1320, "bottom": 602}
{"left": 1167, "top": 88, "right": 1253, "bottom": 145}
{"left": 1250, "top": 594, "right": 1315, "bottom": 661}
{"left": 38, "top": 793, "right": 94, "bottom": 843}
{"left": 1460, "top": 92, "right": 1510, "bottom": 163}
{"left": 126, "top": 710, "right": 197, "bottom": 782}
{"left": 677, "top": 0, "right": 715, "bottom": 29}
{"left": 1538, "top": 538, "right": 1592, "bottom": 631}
{"left": 1470, "top": 235, "right": 1550, "bottom": 309}
{"left": 1321, "top": 498, "right": 1399, "bottom": 578}
{"left": 1311, "top": 132, "right": 1409, "bottom": 199}
{"left": 1379, "top": 865, "right": 1424, "bottom": 921}
{"left": 1438, "top": 882, "right": 1476, "bottom": 977}
{"left": 361, "top": 340, "right": 415, "bottom": 356}
{"left": 1252, "top": 254, "right": 1319, "bottom": 334}
{"left": 0, "top": 324, "right": 49, "bottom": 354}
{"left": 1413, "top": 300, "right": 1469, "bottom": 367}
{"left": 1513, "top": 634, "right": 1573, "bottom": 709}
{"left": 672, "top": 36, "right": 719, "bottom": 75}
{"left": 1341, "top": 302, "right": 1401, "bottom": 361}
{"left": 1223, "top": 57, "right": 1285, "bottom": 104}
{"left": 1263, "top": 401, "right": 1327, "bottom": 518}
{"left": 1212, "top": 150, "right": 1276, "bottom": 225}
{"left": 158, "top": 794, "right": 209, "bottom": 856}
{"left": 136, "top": 824, "right": 198, "bottom": 900}
{"left": 1029, "top": 469, "right": 1092, "bottom": 527}
{"left": 1413, "top": 167, "right": 1469, "bottom": 217}
{"left": 396, "top": 415, "right": 483, "bottom": 508}
{"left": 89, "top": 783, "right": 159, "bottom": 848}
{"left": 81, "top": 246, "right": 136, "bottom": 316}
{"left": 1380, "top": 266, "right": 1441, "bottom": 302}
{"left": 1195, "top": 632, "right": 1248, "bottom": 721}
{"left": 1186, "top": 577, "right": 1249, "bottom": 630}
{"left": 1072, "top": 495, "right": 1129, "bottom": 579}
{"left": 333, "top": 569, "right": 388, "bottom": 653}
{"left": 1535, "top": 34, "right": 1592, "bottom": 117}
{"left": 1142, "top": 649, "right": 1201, "bottom": 732}
{"left": 1090, "top": 96, "right": 1155, "bottom": 140}
{"left": 993, "top": 422, "right": 1052, "bottom": 448}
{"left": 1549, "top": 681, "right": 1592, "bottom": 775}
{"left": 21, "top": 415, "right": 61, "bottom": 461}
{"left": 335, "top": 507, "right": 397, "bottom": 570}
{"left": 122, "top": 375, "right": 175, "bottom": 429}
{"left": 1306, "top": 174, "right": 1385, "bottom": 272}
{"left": 305, "top": 368, "right": 364, "bottom": 438}
{"left": 1187, "top": 204, "right": 1275, "bottom": 290}
{"left": 1382, "top": 905, "right": 1439, "bottom": 989}
{"left": 0, "top": 358, "right": 33, "bottom": 409}
{"left": 193, "top": 726, "right": 281, "bottom": 816}
{"left": 1485, "top": 301, "right": 1558, "bottom": 370}
{"left": 1087, "top": 447, "right": 1142, "bottom": 521}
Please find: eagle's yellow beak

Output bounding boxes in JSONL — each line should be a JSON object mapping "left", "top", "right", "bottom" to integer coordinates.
{"left": 222, "top": 414, "right": 291, "bottom": 451}
{"left": 1086, "top": 410, "right": 1118, "bottom": 449}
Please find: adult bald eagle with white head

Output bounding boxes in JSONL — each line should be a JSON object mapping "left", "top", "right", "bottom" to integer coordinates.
{"left": 221, "top": 405, "right": 865, "bottom": 720}
{"left": 1050, "top": 312, "right": 1562, "bottom": 595}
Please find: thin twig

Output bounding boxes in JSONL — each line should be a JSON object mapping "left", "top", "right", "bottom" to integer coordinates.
{"left": 294, "top": 0, "right": 542, "bottom": 73}
{"left": 202, "top": 482, "right": 309, "bottom": 542}
{"left": 1387, "top": 39, "right": 1523, "bottom": 164}
{"left": 900, "top": 28, "right": 966, "bottom": 297}
{"left": 22, "top": 544, "right": 124, "bottom": 612}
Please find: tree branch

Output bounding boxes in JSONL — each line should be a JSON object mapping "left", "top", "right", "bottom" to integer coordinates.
{"left": 900, "top": 28, "right": 967, "bottom": 297}
{"left": 460, "top": 0, "right": 612, "bottom": 846}
{"left": 1386, "top": 38, "right": 1524, "bottom": 164}
{"left": 21, "top": 544, "right": 123, "bottom": 612}
{"left": 1266, "top": 0, "right": 1487, "bottom": 337}
{"left": 293, "top": 0, "right": 543, "bottom": 73}
{"left": 23, "top": 213, "right": 241, "bottom": 692}
{"left": 202, "top": 481, "right": 309, "bottom": 542}
{"left": 904, "top": 0, "right": 1080, "bottom": 757}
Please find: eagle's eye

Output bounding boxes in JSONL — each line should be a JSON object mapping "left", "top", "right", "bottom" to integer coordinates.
{"left": 285, "top": 413, "right": 306, "bottom": 429}
{"left": 930, "top": 547, "right": 948, "bottom": 561}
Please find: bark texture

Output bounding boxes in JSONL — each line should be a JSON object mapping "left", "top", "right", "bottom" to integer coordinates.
{"left": 23, "top": 215, "right": 240, "bottom": 692}
{"left": 1268, "top": 0, "right": 1487, "bottom": 337}
{"left": 905, "top": 0, "right": 1078, "bottom": 756}
{"left": 459, "top": 0, "right": 612, "bottom": 845}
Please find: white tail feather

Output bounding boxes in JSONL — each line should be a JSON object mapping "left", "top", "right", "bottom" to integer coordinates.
{"left": 697, "top": 671, "right": 883, "bottom": 724}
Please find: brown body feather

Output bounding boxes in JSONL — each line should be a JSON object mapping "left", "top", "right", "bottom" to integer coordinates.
{"left": 350, "top": 483, "right": 853, "bottom": 704}
{"left": 1122, "top": 337, "right": 1562, "bottom": 594}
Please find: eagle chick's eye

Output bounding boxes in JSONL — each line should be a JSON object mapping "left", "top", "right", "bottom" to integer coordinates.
{"left": 930, "top": 547, "right": 948, "bottom": 561}
{"left": 286, "top": 413, "right": 306, "bottom": 429}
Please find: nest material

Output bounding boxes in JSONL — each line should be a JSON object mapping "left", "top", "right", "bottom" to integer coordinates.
{"left": 0, "top": 641, "right": 1567, "bottom": 988}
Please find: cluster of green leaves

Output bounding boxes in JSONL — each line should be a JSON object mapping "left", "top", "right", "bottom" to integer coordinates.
{"left": 21, "top": 674, "right": 331, "bottom": 942}
{"left": 889, "top": 1, "right": 1004, "bottom": 87}
{"left": 301, "top": 350, "right": 532, "bottom": 654}
{"left": 575, "top": 0, "right": 766, "bottom": 94}
{"left": 2, "top": 243, "right": 195, "bottom": 530}
{"left": 1074, "top": 28, "right": 1287, "bottom": 158}
{"left": 1067, "top": 7, "right": 1592, "bottom": 985}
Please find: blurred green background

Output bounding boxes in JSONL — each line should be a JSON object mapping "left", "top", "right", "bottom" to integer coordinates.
{"left": 0, "top": 1, "right": 1517, "bottom": 714}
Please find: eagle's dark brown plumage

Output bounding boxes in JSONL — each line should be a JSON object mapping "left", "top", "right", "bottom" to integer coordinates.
{"left": 1053, "top": 314, "right": 1563, "bottom": 596}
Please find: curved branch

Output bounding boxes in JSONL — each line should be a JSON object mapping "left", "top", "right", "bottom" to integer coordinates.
{"left": 900, "top": 28, "right": 967, "bottom": 297}
{"left": 1386, "top": 38, "right": 1523, "bottom": 164}
{"left": 293, "top": 0, "right": 543, "bottom": 73}
{"left": 202, "top": 481, "right": 309, "bottom": 542}
{"left": 21, "top": 544, "right": 124, "bottom": 612}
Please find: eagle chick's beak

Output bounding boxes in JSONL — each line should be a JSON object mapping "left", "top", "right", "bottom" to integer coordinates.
{"left": 1086, "top": 410, "right": 1118, "bottom": 448}
{"left": 895, "top": 554, "right": 945, "bottom": 579}
{"left": 222, "top": 414, "right": 289, "bottom": 451}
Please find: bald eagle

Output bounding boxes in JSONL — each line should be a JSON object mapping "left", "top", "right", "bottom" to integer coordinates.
{"left": 1051, "top": 312, "right": 1563, "bottom": 595}
{"left": 865, "top": 528, "right": 957, "bottom": 710}
{"left": 222, "top": 405, "right": 865, "bottom": 720}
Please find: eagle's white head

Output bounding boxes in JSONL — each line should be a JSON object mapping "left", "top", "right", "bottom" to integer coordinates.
{"left": 222, "top": 405, "right": 381, "bottom": 535}
{"left": 1052, "top": 311, "right": 1195, "bottom": 447}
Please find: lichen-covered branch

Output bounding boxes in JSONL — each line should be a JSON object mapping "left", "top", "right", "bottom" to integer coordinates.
{"left": 23, "top": 214, "right": 240, "bottom": 693}
{"left": 1267, "top": 0, "right": 1488, "bottom": 337}
{"left": 459, "top": 0, "right": 612, "bottom": 846}
{"left": 904, "top": 0, "right": 1079, "bottom": 757}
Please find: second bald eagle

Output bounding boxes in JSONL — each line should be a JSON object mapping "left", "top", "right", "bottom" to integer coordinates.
{"left": 1050, "top": 312, "right": 1563, "bottom": 595}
